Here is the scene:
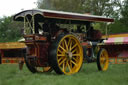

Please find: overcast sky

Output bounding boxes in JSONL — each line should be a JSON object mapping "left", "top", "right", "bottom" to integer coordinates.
{"left": 0, "top": 0, "right": 37, "bottom": 17}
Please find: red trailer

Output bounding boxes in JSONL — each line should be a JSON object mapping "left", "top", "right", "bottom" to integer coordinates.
{"left": 102, "top": 33, "right": 128, "bottom": 64}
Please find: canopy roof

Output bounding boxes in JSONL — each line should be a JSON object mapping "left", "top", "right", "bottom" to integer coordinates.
{"left": 13, "top": 9, "right": 114, "bottom": 23}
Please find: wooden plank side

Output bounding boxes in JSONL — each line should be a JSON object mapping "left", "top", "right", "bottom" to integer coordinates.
{"left": 0, "top": 42, "right": 26, "bottom": 49}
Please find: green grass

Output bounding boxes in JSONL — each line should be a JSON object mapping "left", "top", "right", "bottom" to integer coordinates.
{"left": 0, "top": 63, "right": 128, "bottom": 85}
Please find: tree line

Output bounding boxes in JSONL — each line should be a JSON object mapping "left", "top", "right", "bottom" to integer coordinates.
{"left": 0, "top": 0, "right": 128, "bottom": 42}
{"left": 0, "top": 16, "right": 23, "bottom": 42}
{"left": 37, "top": 0, "right": 128, "bottom": 34}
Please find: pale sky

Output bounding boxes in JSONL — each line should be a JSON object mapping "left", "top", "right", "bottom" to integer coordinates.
{"left": 0, "top": 0, "right": 37, "bottom": 17}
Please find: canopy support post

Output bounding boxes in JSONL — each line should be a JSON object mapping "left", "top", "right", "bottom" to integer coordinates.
{"left": 105, "top": 23, "right": 108, "bottom": 40}
{"left": 24, "top": 16, "right": 26, "bottom": 35}
{"left": 32, "top": 15, "right": 35, "bottom": 34}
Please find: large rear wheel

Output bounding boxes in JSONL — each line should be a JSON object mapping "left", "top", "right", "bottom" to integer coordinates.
{"left": 97, "top": 48, "right": 109, "bottom": 71}
{"left": 49, "top": 34, "right": 83, "bottom": 75}
{"left": 24, "top": 57, "right": 52, "bottom": 73}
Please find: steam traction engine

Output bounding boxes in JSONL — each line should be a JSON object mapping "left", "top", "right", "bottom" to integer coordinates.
{"left": 0, "top": 9, "right": 114, "bottom": 75}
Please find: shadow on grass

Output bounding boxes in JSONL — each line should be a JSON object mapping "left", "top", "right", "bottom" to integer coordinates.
{"left": 20, "top": 62, "right": 100, "bottom": 76}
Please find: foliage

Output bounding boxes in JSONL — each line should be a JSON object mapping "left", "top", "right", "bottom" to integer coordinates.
{"left": 108, "top": 20, "right": 128, "bottom": 34}
{"left": 0, "top": 16, "right": 23, "bottom": 42}
{"left": 108, "top": 0, "right": 128, "bottom": 34}
{"left": 120, "top": 0, "right": 128, "bottom": 27}
{"left": 0, "top": 63, "right": 128, "bottom": 85}
{"left": 83, "top": 0, "right": 121, "bottom": 18}
{"left": 37, "top": 0, "right": 84, "bottom": 13}
{"left": 37, "top": 0, "right": 121, "bottom": 17}
{"left": 0, "top": 0, "right": 127, "bottom": 43}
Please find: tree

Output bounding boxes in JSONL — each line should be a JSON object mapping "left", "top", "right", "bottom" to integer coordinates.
{"left": 37, "top": 0, "right": 126, "bottom": 34}
{"left": 108, "top": 20, "right": 128, "bottom": 34}
{"left": 0, "top": 16, "right": 23, "bottom": 42}
{"left": 121, "top": 0, "right": 128, "bottom": 26}
{"left": 37, "top": 0, "right": 84, "bottom": 13}
{"left": 84, "top": 0, "right": 121, "bottom": 18}
{"left": 37, "top": 0, "right": 121, "bottom": 17}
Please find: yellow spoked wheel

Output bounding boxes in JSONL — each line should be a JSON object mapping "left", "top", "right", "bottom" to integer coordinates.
{"left": 97, "top": 48, "right": 109, "bottom": 71}
{"left": 49, "top": 34, "right": 83, "bottom": 75}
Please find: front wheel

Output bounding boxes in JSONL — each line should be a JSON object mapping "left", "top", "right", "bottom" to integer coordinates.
{"left": 49, "top": 34, "right": 83, "bottom": 75}
{"left": 97, "top": 48, "right": 109, "bottom": 71}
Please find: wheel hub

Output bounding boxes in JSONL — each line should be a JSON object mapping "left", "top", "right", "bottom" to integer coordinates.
{"left": 66, "top": 51, "right": 73, "bottom": 60}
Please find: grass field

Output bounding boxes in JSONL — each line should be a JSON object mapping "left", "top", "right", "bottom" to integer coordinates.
{"left": 0, "top": 63, "right": 128, "bottom": 85}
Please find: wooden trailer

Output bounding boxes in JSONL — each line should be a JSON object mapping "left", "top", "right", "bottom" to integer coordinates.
{"left": 0, "top": 42, "right": 26, "bottom": 64}
{"left": 102, "top": 33, "right": 128, "bottom": 64}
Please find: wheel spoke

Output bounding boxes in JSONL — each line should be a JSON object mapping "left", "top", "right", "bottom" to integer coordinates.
{"left": 69, "top": 60, "right": 72, "bottom": 69}
{"left": 57, "top": 54, "right": 65, "bottom": 57}
{"left": 100, "top": 57, "right": 105, "bottom": 63}
{"left": 72, "top": 54, "right": 80, "bottom": 56}
{"left": 103, "top": 60, "right": 107, "bottom": 64}
{"left": 59, "top": 58, "right": 67, "bottom": 66}
{"left": 61, "top": 42, "right": 64, "bottom": 49}
{"left": 68, "top": 37, "right": 71, "bottom": 46}
{"left": 71, "top": 43, "right": 78, "bottom": 51}
{"left": 72, "top": 49, "right": 77, "bottom": 53}
{"left": 59, "top": 45, "right": 66, "bottom": 52}
{"left": 67, "top": 61, "right": 72, "bottom": 72}
{"left": 69, "top": 40, "right": 73, "bottom": 51}
{"left": 72, "top": 57, "right": 77, "bottom": 62}
{"left": 58, "top": 56, "right": 65, "bottom": 62}
{"left": 100, "top": 53, "right": 106, "bottom": 64}
{"left": 62, "top": 63, "right": 65, "bottom": 72}
{"left": 71, "top": 60, "right": 77, "bottom": 66}
{"left": 62, "top": 62, "right": 69, "bottom": 72}
{"left": 100, "top": 60, "right": 104, "bottom": 64}
{"left": 64, "top": 39, "right": 68, "bottom": 50}
{"left": 58, "top": 49, "right": 63, "bottom": 54}
{"left": 100, "top": 57, "right": 104, "bottom": 61}
{"left": 64, "top": 60, "right": 68, "bottom": 71}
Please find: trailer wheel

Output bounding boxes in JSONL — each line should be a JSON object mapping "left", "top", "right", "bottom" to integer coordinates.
{"left": 97, "top": 48, "right": 109, "bottom": 71}
{"left": 49, "top": 34, "right": 83, "bottom": 75}
{"left": 24, "top": 56, "right": 52, "bottom": 73}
